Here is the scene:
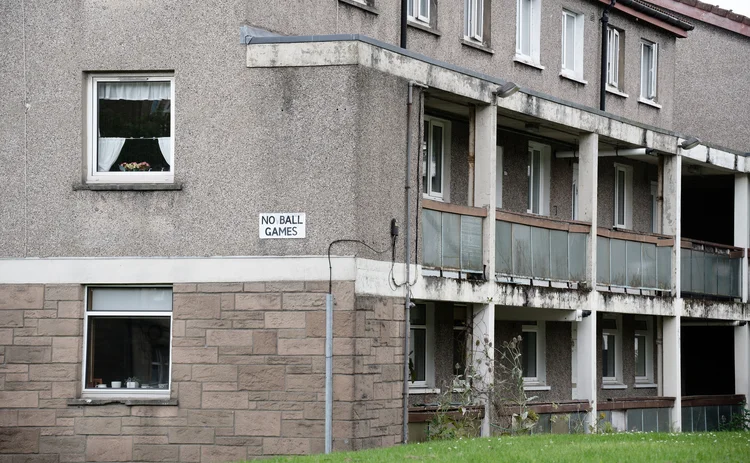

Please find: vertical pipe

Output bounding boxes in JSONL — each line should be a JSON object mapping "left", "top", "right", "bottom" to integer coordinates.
{"left": 324, "top": 293, "right": 333, "bottom": 454}
{"left": 600, "top": 1, "right": 616, "bottom": 112}
{"left": 402, "top": 83, "right": 414, "bottom": 445}
{"left": 400, "top": 0, "right": 408, "bottom": 48}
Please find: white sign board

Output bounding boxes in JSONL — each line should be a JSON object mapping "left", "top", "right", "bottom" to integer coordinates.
{"left": 259, "top": 213, "right": 306, "bottom": 239}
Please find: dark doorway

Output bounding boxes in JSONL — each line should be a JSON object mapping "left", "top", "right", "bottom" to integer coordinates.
{"left": 681, "top": 325, "right": 735, "bottom": 396}
{"left": 681, "top": 175, "right": 734, "bottom": 245}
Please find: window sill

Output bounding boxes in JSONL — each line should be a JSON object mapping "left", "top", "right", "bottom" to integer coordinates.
{"left": 637, "top": 97, "right": 662, "bottom": 110}
{"left": 409, "top": 387, "right": 441, "bottom": 395}
{"left": 602, "top": 383, "right": 628, "bottom": 390}
{"left": 523, "top": 385, "right": 551, "bottom": 391}
{"left": 338, "top": 0, "right": 378, "bottom": 15}
{"left": 559, "top": 71, "right": 587, "bottom": 85}
{"left": 74, "top": 183, "right": 183, "bottom": 191}
{"left": 461, "top": 38, "right": 493, "bottom": 54}
{"left": 69, "top": 398, "right": 177, "bottom": 406}
{"left": 606, "top": 86, "right": 629, "bottom": 99}
{"left": 407, "top": 20, "right": 441, "bottom": 37}
{"left": 634, "top": 383, "right": 658, "bottom": 389}
{"left": 513, "top": 55, "right": 545, "bottom": 71}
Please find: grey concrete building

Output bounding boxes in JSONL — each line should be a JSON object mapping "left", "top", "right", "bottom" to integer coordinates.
{"left": 1, "top": 0, "right": 749, "bottom": 461}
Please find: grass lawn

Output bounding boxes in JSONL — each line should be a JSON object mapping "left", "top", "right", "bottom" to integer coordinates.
{"left": 259, "top": 432, "right": 750, "bottom": 462}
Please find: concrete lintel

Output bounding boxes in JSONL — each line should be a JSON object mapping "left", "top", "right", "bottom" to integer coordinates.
{"left": 682, "top": 298, "right": 750, "bottom": 321}
{"left": 494, "top": 306, "right": 580, "bottom": 322}
{"left": 492, "top": 284, "right": 590, "bottom": 311}
{"left": 595, "top": 293, "right": 676, "bottom": 316}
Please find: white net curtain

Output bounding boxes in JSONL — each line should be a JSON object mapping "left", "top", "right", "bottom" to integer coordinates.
{"left": 96, "top": 81, "right": 171, "bottom": 172}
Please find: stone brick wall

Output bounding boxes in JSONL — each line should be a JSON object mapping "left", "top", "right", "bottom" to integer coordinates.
{"left": 0, "top": 283, "right": 405, "bottom": 462}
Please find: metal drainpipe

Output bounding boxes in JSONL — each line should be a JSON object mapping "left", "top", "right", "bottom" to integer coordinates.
{"left": 600, "top": 0, "right": 617, "bottom": 111}
{"left": 402, "top": 81, "right": 427, "bottom": 444}
{"left": 400, "top": 0, "right": 408, "bottom": 48}
{"left": 324, "top": 293, "right": 333, "bottom": 454}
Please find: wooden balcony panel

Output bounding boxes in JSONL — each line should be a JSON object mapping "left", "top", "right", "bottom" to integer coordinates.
{"left": 597, "top": 227, "right": 675, "bottom": 246}
{"left": 495, "top": 209, "right": 591, "bottom": 233}
{"left": 422, "top": 199, "right": 487, "bottom": 217}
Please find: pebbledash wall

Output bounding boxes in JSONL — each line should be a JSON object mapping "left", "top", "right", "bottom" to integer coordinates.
{"left": 0, "top": 283, "right": 405, "bottom": 461}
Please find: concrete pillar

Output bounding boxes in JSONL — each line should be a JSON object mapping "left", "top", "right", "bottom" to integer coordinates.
{"left": 735, "top": 324, "right": 750, "bottom": 401}
{"left": 472, "top": 303, "right": 495, "bottom": 436}
{"left": 661, "top": 153, "right": 682, "bottom": 430}
{"left": 572, "top": 133, "right": 598, "bottom": 430}
{"left": 663, "top": 313, "right": 682, "bottom": 431}
{"left": 734, "top": 174, "right": 749, "bottom": 302}
{"left": 473, "top": 103, "right": 497, "bottom": 279}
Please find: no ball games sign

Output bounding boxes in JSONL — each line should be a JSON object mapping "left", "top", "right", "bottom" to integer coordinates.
{"left": 259, "top": 213, "right": 306, "bottom": 239}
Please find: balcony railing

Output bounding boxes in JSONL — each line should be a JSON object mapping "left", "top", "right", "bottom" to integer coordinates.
{"left": 495, "top": 210, "right": 589, "bottom": 285}
{"left": 422, "top": 199, "right": 485, "bottom": 274}
{"left": 681, "top": 238, "right": 744, "bottom": 299}
{"left": 596, "top": 228, "right": 673, "bottom": 294}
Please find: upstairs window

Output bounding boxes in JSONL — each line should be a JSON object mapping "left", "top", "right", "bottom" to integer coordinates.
{"left": 561, "top": 9, "right": 584, "bottom": 81}
{"left": 88, "top": 75, "right": 174, "bottom": 183}
{"left": 422, "top": 116, "right": 451, "bottom": 201}
{"left": 640, "top": 41, "right": 658, "bottom": 101}
{"left": 606, "top": 27, "right": 625, "bottom": 93}
{"left": 464, "top": 0, "right": 484, "bottom": 42}
{"left": 516, "top": 0, "right": 542, "bottom": 66}
{"left": 527, "top": 141, "right": 551, "bottom": 216}
{"left": 614, "top": 163, "right": 633, "bottom": 229}
{"left": 407, "top": 0, "right": 430, "bottom": 24}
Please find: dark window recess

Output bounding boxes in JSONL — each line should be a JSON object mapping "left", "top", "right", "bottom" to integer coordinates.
{"left": 86, "top": 316, "right": 170, "bottom": 389}
{"left": 97, "top": 98, "right": 171, "bottom": 172}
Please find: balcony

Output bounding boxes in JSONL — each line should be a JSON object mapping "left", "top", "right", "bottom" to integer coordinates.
{"left": 495, "top": 211, "right": 588, "bottom": 287}
{"left": 422, "top": 200, "right": 485, "bottom": 277}
{"left": 681, "top": 238, "right": 744, "bottom": 300}
{"left": 596, "top": 229, "right": 673, "bottom": 295}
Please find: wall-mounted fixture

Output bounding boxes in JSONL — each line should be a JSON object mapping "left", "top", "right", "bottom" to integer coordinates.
{"left": 680, "top": 136, "right": 701, "bottom": 150}
{"left": 496, "top": 81, "right": 520, "bottom": 98}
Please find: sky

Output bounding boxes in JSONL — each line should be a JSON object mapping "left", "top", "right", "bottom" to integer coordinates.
{"left": 707, "top": 0, "right": 750, "bottom": 17}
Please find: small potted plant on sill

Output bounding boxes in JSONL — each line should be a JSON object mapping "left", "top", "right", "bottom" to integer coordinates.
{"left": 126, "top": 377, "right": 140, "bottom": 389}
{"left": 119, "top": 162, "right": 151, "bottom": 172}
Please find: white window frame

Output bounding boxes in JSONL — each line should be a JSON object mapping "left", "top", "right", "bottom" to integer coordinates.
{"left": 87, "top": 74, "right": 175, "bottom": 184}
{"left": 522, "top": 321, "right": 547, "bottom": 388}
{"left": 495, "top": 146, "right": 504, "bottom": 209}
{"left": 516, "top": 0, "right": 542, "bottom": 66}
{"left": 650, "top": 181, "right": 658, "bottom": 233}
{"left": 572, "top": 162, "right": 579, "bottom": 220}
{"left": 561, "top": 9, "right": 585, "bottom": 81}
{"left": 602, "top": 314, "right": 623, "bottom": 386}
{"left": 606, "top": 27, "right": 621, "bottom": 90}
{"left": 640, "top": 40, "right": 658, "bottom": 101}
{"left": 81, "top": 286, "right": 173, "bottom": 399}
{"left": 409, "top": 302, "right": 435, "bottom": 390}
{"left": 634, "top": 316, "right": 654, "bottom": 384}
{"left": 423, "top": 116, "right": 452, "bottom": 201}
{"left": 613, "top": 163, "right": 633, "bottom": 229}
{"left": 465, "top": 0, "right": 484, "bottom": 42}
{"left": 527, "top": 141, "right": 551, "bottom": 216}
{"left": 407, "top": 0, "right": 430, "bottom": 24}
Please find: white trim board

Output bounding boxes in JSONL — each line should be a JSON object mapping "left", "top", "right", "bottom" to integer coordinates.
{"left": 0, "top": 256, "right": 357, "bottom": 284}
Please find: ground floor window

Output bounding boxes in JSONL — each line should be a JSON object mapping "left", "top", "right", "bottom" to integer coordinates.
{"left": 84, "top": 287, "right": 172, "bottom": 395}
{"left": 409, "top": 303, "right": 435, "bottom": 388}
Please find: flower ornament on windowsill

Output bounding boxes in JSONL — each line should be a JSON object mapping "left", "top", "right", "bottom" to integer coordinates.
{"left": 119, "top": 162, "right": 151, "bottom": 172}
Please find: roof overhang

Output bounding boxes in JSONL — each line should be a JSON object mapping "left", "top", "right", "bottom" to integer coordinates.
{"left": 595, "top": 0, "right": 694, "bottom": 38}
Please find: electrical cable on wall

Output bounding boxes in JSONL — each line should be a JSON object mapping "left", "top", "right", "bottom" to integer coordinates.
{"left": 327, "top": 239, "right": 389, "bottom": 294}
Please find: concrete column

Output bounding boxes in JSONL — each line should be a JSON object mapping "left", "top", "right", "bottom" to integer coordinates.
{"left": 661, "top": 153, "right": 682, "bottom": 430}
{"left": 472, "top": 303, "right": 495, "bottom": 436}
{"left": 572, "top": 133, "right": 598, "bottom": 430}
{"left": 472, "top": 103, "right": 497, "bottom": 279}
{"left": 662, "top": 312, "right": 682, "bottom": 430}
{"left": 734, "top": 174, "right": 749, "bottom": 302}
{"left": 471, "top": 102, "right": 496, "bottom": 436}
{"left": 735, "top": 324, "right": 750, "bottom": 401}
